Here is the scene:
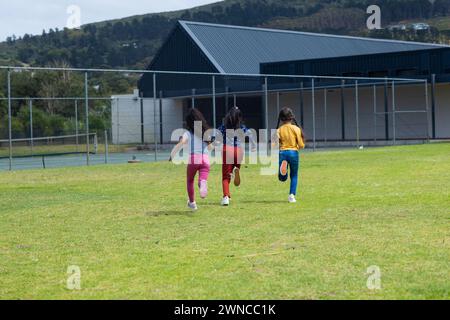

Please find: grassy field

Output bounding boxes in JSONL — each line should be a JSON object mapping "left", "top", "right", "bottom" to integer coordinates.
{"left": 0, "top": 143, "right": 449, "bottom": 300}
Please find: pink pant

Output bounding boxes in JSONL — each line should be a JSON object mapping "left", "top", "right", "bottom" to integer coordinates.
{"left": 187, "top": 154, "right": 210, "bottom": 203}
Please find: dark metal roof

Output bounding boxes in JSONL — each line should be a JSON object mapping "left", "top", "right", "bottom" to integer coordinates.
{"left": 179, "top": 20, "right": 449, "bottom": 74}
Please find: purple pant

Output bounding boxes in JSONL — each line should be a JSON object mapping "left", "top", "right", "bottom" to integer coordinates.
{"left": 187, "top": 154, "right": 210, "bottom": 203}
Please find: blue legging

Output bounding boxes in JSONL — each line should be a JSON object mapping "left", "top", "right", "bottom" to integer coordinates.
{"left": 279, "top": 150, "right": 300, "bottom": 195}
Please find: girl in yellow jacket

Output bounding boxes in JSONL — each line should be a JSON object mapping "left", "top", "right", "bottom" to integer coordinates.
{"left": 275, "top": 107, "right": 305, "bottom": 203}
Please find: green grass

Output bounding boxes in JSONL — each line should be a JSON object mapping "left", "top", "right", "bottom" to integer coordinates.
{"left": 0, "top": 143, "right": 449, "bottom": 300}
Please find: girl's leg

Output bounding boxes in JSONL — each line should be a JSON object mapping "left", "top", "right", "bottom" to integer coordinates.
{"left": 187, "top": 164, "right": 198, "bottom": 203}
{"left": 288, "top": 152, "right": 300, "bottom": 196}
{"left": 222, "top": 164, "right": 232, "bottom": 197}
{"left": 233, "top": 147, "right": 244, "bottom": 187}
{"left": 278, "top": 151, "right": 288, "bottom": 182}
{"left": 222, "top": 146, "right": 234, "bottom": 197}
{"left": 235, "top": 146, "right": 244, "bottom": 166}
{"left": 198, "top": 155, "right": 210, "bottom": 199}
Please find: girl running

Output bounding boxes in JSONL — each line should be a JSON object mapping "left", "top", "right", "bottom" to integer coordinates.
{"left": 217, "top": 107, "right": 256, "bottom": 206}
{"left": 170, "top": 108, "right": 211, "bottom": 211}
{"left": 275, "top": 107, "right": 305, "bottom": 203}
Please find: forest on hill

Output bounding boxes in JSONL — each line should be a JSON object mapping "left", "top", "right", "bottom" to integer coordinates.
{"left": 1, "top": 0, "right": 450, "bottom": 70}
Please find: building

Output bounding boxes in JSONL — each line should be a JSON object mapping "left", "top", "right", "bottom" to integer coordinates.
{"left": 411, "top": 23, "right": 431, "bottom": 31}
{"left": 111, "top": 90, "right": 183, "bottom": 145}
{"left": 131, "top": 21, "right": 450, "bottom": 144}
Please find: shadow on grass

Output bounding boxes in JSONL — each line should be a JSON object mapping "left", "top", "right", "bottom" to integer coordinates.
{"left": 145, "top": 211, "right": 195, "bottom": 217}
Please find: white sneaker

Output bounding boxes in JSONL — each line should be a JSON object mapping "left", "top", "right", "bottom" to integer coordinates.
{"left": 288, "top": 194, "right": 297, "bottom": 203}
{"left": 188, "top": 201, "right": 198, "bottom": 211}
{"left": 221, "top": 196, "right": 230, "bottom": 206}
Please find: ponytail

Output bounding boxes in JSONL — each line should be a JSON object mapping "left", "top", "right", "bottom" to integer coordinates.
{"left": 292, "top": 118, "right": 306, "bottom": 142}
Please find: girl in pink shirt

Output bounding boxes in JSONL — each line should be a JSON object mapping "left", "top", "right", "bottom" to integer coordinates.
{"left": 170, "top": 108, "right": 211, "bottom": 211}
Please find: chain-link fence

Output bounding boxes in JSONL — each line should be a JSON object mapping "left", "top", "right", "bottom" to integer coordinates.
{"left": 0, "top": 66, "right": 431, "bottom": 171}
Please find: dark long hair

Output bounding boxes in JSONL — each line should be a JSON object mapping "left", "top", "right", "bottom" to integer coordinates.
{"left": 224, "top": 107, "right": 243, "bottom": 130}
{"left": 185, "top": 108, "right": 210, "bottom": 138}
{"left": 277, "top": 107, "right": 306, "bottom": 142}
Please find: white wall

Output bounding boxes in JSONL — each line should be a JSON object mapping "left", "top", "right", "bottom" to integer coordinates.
{"left": 111, "top": 94, "right": 183, "bottom": 144}
{"left": 435, "top": 83, "right": 450, "bottom": 139}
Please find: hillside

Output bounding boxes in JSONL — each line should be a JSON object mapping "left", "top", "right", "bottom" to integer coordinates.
{"left": 1, "top": 0, "right": 450, "bottom": 69}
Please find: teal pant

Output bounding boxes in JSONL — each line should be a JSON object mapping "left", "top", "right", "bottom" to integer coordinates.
{"left": 279, "top": 150, "right": 300, "bottom": 195}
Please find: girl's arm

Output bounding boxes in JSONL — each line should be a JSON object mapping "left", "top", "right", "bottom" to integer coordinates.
{"left": 206, "top": 137, "right": 216, "bottom": 151}
{"left": 244, "top": 127, "right": 257, "bottom": 151}
{"left": 207, "top": 128, "right": 221, "bottom": 151}
{"left": 296, "top": 128, "right": 305, "bottom": 150}
{"left": 271, "top": 130, "right": 280, "bottom": 149}
{"left": 169, "top": 135, "right": 188, "bottom": 162}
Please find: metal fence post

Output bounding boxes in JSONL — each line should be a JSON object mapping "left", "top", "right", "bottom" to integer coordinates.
{"left": 341, "top": 79, "right": 346, "bottom": 141}
{"left": 7, "top": 70, "right": 12, "bottom": 171}
{"left": 264, "top": 77, "right": 269, "bottom": 142}
{"left": 212, "top": 75, "right": 217, "bottom": 129}
{"left": 104, "top": 130, "right": 109, "bottom": 164}
{"left": 312, "top": 78, "right": 316, "bottom": 151}
{"left": 324, "top": 89, "right": 327, "bottom": 143}
{"left": 116, "top": 97, "right": 120, "bottom": 152}
{"left": 276, "top": 91, "right": 280, "bottom": 114}
{"left": 153, "top": 73, "right": 158, "bottom": 162}
{"left": 191, "top": 88, "right": 196, "bottom": 109}
{"left": 384, "top": 77, "right": 389, "bottom": 140}
{"left": 425, "top": 79, "right": 431, "bottom": 142}
{"left": 159, "top": 90, "right": 163, "bottom": 145}
{"left": 84, "top": 72, "right": 90, "bottom": 166}
{"left": 431, "top": 74, "right": 436, "bottom": 139}
{"left": 373, "top": 85, "right": 377, "bottom": 142}
{"left": 75, "top": 99, "right": 79, "bottom": 151}
{"left": 355, "top": 80, "right": 360, "bottom": 147}
{"left": 299, "top": 82, "right": 304, "bottom": 125}
{"left": 225, "top": 86, "right": 230, "bottom": 112}
{"left": 140, "top": 92, "right": 145, "bottom": 145}
{"left": 29, "top": 99, "right": 33, "bottom": 156}
{"left": 392, "top": 80, "right": 396, "bottom": 145}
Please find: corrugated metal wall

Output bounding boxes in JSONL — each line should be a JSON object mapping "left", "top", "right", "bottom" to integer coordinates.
{"left": 261, "top": 48, "right": 450, "bottom": 80}
{"left": 138, "top": 25, "right": 219, "bottom": 98}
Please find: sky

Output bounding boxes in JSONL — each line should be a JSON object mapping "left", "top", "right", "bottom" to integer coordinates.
{"left": 0, "top": 0, "right": 219, "bottom": 41}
